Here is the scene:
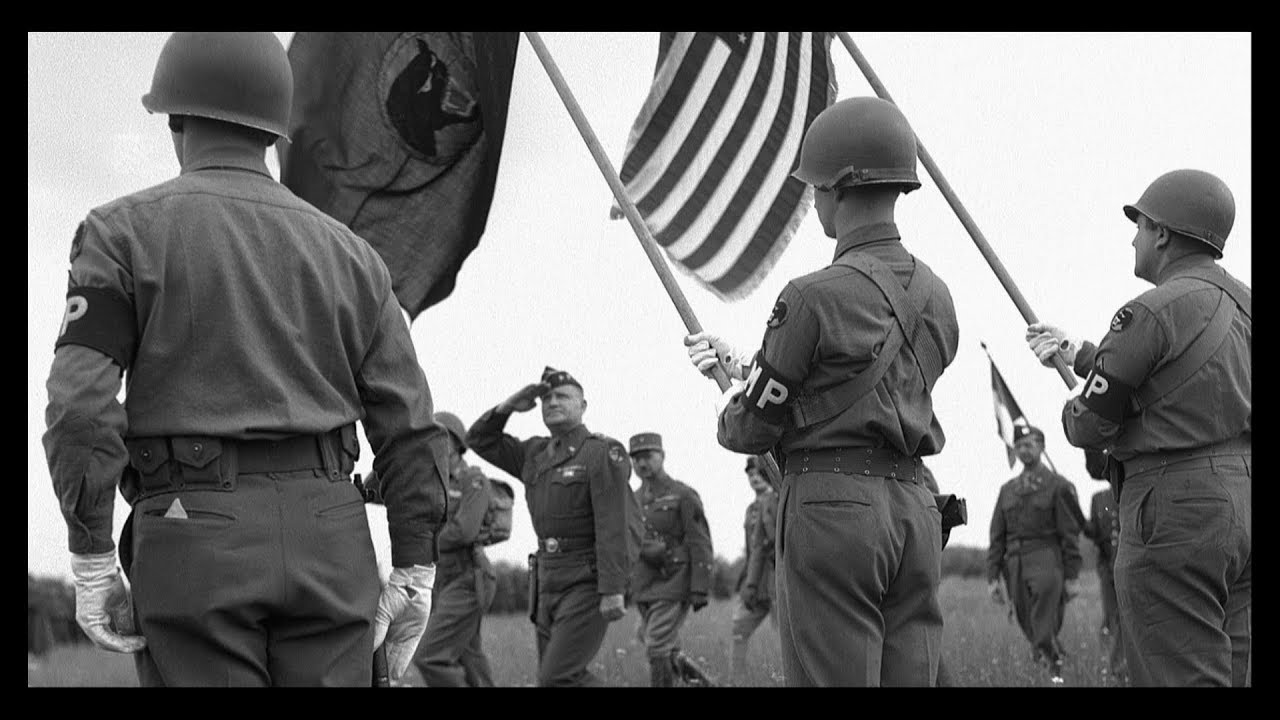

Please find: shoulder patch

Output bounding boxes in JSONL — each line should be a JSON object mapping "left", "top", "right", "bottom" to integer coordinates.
{"left": 69, "top": 222, "right": 86, "bottom": 263}
{"left": 766, "top": 299, "right": 789, "bottom": 328}
{"left": 608, "top": 444, "right": 627, "bottom": 464}
{"left": 1110, "top": 306, "right": 1134, "bottom": 333}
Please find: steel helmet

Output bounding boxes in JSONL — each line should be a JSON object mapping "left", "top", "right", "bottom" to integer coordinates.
{"left": 1123, "top": 169, "right": 1235, "bottom": 258}
{"left": 142, "top": 32, "right": 293, "bottom": 140}
{"left": 434, "top": 411, "right": 469, "bottom": 453}
{"left": 792, "top": 96, "right": 921, "bottom": 193}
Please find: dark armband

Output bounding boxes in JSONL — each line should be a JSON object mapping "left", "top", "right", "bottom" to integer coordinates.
{"left": 54, "top": 286, "right": 137, "bottom": 370}
{"left": 741, "top": 351, "right": 798, "bottom": 424}
{"left": 1078, "top": 364, "right": 1134, "bottom": 422}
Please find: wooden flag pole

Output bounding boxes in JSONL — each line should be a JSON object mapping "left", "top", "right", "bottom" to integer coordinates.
{"left": 523, "top": 31, "right": 784, "bottom": 487}
{"left": 837, "top": 32, "right": 1078, "bottom": 390}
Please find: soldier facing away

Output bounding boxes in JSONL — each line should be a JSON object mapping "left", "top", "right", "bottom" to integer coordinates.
{"left": 628, "top": 432, "right": 715, "bottom": 687}
{"left": 685, "top": 96, "right": 960, "bottom": 686}
{"left": 730, "top": 456, "right": 777, "bottom": 684}
{"left": 41, "top": 32, "right": 451, "bottom": 686}
{"left": 986, "top": 426, "right": 1083, "bottom": 683}
{"left": 1027, "top": 169, "right": 1251, "bottom": 687}
{"left": 466, "top": 367, "right": 639, "bottom": 686}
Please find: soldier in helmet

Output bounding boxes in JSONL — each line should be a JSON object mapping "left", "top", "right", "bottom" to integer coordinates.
{"left": 684, "top": 97, "right": 960, "bottom": 686}
{"left": 628, "top": 432, "right": 715, "bottom": 687}
{"left": 409, "top": 411, "right": 499, "bottom": 687}
{"left": 1027, "top": 169, "right": 1251, "bottom": 687}
{"left": 467, "top": 367, "right": 640, "bottom": 687}
{"left": 729, "top": 456, "right": 777, "bottom": 685}
{"left": 41, "top": 32, "right": 451, "bottom": 686}
{"left": 985, "top": 425, "right": 1084, "bottom": 683}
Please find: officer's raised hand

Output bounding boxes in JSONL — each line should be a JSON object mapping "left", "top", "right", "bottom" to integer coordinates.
{"left": 690, "top": 591, "right": 709, "bottom": 612}
{"left": 988, "top": 579, "right": 1007, "bottom": 605}
{"left": 373, "top": 564, "right": 436, "bottom": 681}
{"left": 684, "top": 332, "right": 750, "bottom": 381}
{"left": 1025, "top": 323, "right": 1082, "bottom": 368}
{"left": 70, "top": 551, "right": 147, "bottom": 653}
{"left": 498, "top": 382, "right": 551, "bottom": 414}
{"left": 599, "top": 592, "right": 626, "bottom": 622}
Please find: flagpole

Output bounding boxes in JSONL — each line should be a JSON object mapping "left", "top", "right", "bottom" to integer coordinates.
{"left": 836, "top": 32, "right": 1077, "bottom": 391}
{"left": 522, "top": 31, "right": 784, "bottom": 488}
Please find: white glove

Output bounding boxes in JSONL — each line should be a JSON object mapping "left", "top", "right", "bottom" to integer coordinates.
{"left": 373, "top": 564, "right": 436, "bottom": 682}
{"left": 684, "top": 332, "right": 751, "bottom": 381}
{"left": 1026, "top": 323, "right": 1082, "bottom": 368}
{"left": 70, "top": 551, "right": 147, "bottom": 653}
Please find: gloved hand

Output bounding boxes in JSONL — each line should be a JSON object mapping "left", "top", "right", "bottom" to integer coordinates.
{"left": 498, "top": 382, "right": 551, "bottom": 414}
{"left": 373, "top": 564, "right": 436, "bottom": 682}
{"left": 690, "top": 592, "right": 709, "bottom": 612}
{"left": 599, "top": 593, "right": 626, "bottom": 622}
{"left": 740, "top": 584, "right": 758, "bottom": 611}
{"left": 684, "top": 332, "right": 751, "bottom": 381}
{"left": 1064, "top": 578, "right": 1080, "bottom": 602}
{"left": 989, "top": 579, "right": 1007, "bottom": 605}
{"left": 1026, "top": 323, "right": 1082, "bottom": 368}
{"left": 70, "top": 551, "right": 147, "bottom": 653}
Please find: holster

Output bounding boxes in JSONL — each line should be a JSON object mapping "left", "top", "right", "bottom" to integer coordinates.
{"left": 527, "top": 553, "right": 539, "bottom": 625}
{"left": 936, "top": 494, "right": 968, "bottom": 531}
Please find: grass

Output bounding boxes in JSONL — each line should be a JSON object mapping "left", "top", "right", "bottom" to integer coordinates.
{"left": 28, "top": 575, "right": 1124, "bottom": 687}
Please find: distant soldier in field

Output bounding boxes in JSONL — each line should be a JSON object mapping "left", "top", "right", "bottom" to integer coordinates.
{"left": 628, "top": 432, "right": 715, "bottom": 687}
{"left": 986, "top": 425, "right": 1083, "bottom": 683}
{"left": 1082, "top": 450, "right": 1126, "bottom": 684}
{"left": 467, "top": 367, "right": 639, "bottom": 687}
{"left": 730, "top": 457, "right": 777, "bottom": 684}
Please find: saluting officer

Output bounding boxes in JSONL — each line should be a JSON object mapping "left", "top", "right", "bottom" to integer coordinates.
{"left": 628, "top": 432, "right": 715, "bottom": 687}
{"left": 686, "top": 97, "right": 960, "bottom": 686}
{"left": 411, "top": 411, "right": 498, "bottom": 687}
{"left": 1027, "top": 169, "right": 1251, "bottom": 687}
{"left": 467, "top": 367, "right": 638, "bottom": 687}
{"left": 41, "top": 32, "right": 450, "bottom": 686}
{"left": 730, "top": 456, "right": 777, "bottom": 684}
{"left": 985, "top": 426, "right": 1083, "bottom": 683}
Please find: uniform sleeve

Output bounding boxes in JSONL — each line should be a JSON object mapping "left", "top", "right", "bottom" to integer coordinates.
{"left": 42, "top": 216, "right": 133, "bottom": 555}
{"left": 681, "top": 489, "right": 714, "bottom": 596}
{"left": 1063, "top": 302, "right": 1168, "bottom": 450}
{"left": 436, "top": 467, "right": 491, "bottom": 552}
{"left": 590, "top": 440, "right": 634, "bottom": 595}
{"left": 356, "top": 287, "right": 450, "bottom": 568}
{"left": 744, "top": 492, "right": 776, "bottom": 590}
{"left": 466, "top": 407, "right": 528, "bottom": 481}
{"left": 986, "top": 488, "right": 1008, "bottom": 582}
{"left": 1055, "top": 480, "right": 1084, "bottom": 580}
{"left": 717, "top": 282, "right": 819, "bottom": 454}
{"left": 737, "top": 506, "right": 753, "bottom": 592}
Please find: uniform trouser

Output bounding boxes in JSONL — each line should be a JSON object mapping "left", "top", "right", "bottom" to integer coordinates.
{"left": 1097, "top": 560, "right": 1126, "bottom": 676}
{"left": 775, "top": 472, "right": 942, "bottom": 687}
{"left": 126, "top": 471, "right": 380, "bottom": 686}
{"left": 635, "top": 600, "right": 690, "bottom": 659}
{"left": 1115, "top": 458, "right": 1251, "bottom": 687}
{"left": 412, "top": 553, "right": 497, "bottom": 687}
{"left": 1002, "top": 546, "right": 1066, "bottom": 663}
{"left": 534, "top": 553, "right": 609, "bottom": 687}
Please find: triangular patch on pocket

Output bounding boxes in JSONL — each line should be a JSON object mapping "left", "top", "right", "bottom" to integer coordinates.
{"left": 164, "top": 497, "right": 188, "bottom": 519}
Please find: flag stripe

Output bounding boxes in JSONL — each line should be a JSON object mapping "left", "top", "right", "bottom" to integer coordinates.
{"left": 618, "top": 33, "right": 710, "bottom": 186}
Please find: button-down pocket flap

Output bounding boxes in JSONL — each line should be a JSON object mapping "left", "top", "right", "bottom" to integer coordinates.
{"left": 171, "top": 437, "right": 222, "bottom": 469}
{"left": 127, "top": 438, "right": 170, "bottom": 474}
{"left": 340, "top": 424, "right": 360, "bottom": 461}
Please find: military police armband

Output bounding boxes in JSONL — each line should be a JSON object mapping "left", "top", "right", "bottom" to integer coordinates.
{"left": 54, "top": 286, "right": 137, "bottom": 370}
{"left": 741, "top": 351, "right": 797, "bottom": 425}
{"left": 1077, "top": 364, "right": 1134, "bottom": 422}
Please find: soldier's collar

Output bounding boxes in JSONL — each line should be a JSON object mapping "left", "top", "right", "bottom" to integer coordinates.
{"left": 550, "top": 424, "right": 589, "bottom": 452}
{"left": 833, "top": 222, "right": 901, "bottom": 262}
{"left": 1157, "top": 253, "right": 1218, "bottom": 285}
{"left": 181, "top": 142, "right": 272, "bottom": 179}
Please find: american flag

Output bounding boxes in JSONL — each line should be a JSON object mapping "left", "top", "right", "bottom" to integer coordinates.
{"left": 613, "top": 32, "right": 837, "bottom": 300}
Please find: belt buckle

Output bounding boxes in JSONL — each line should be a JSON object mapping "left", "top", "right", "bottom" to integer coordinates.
{"left": 545, "top": 537, "right": 560, "bottom": 553}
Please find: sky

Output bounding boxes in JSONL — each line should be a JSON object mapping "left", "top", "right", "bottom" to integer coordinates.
{"left": 28, "top": 32, "right": 1251, "bottom": 581}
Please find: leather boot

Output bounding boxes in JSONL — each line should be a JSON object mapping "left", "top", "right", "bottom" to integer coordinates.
{"left": 649, "top": 656, "right": 675, "bottom": 687}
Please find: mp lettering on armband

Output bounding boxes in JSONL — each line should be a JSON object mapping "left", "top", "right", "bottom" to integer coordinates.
{"left": 741, "top": 351, "right": 796, "bottom": 425}
{"left": 54, "top": 286, "right": 137, "bottom": 370}
{"left": 1078, "top": 364, "right": 1133, "bottom": 422}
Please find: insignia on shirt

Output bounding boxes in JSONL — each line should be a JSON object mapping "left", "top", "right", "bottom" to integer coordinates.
{"left": 447, "top": 488, "right": 463, "bottom": 498}
{"left": 1110, "top": 306, "right": 1134, "bottom": 333}
{"left": 608, "top": 445, "right": 627, "bottom": 464}
{"left": 561, "top": 465, "right": 585, "bottom": 478}
{"left": 766, "top": 299, "right": 789, "bottom": 329}
{"left": 69, "top": 222, "right": 86, "bottom": 263}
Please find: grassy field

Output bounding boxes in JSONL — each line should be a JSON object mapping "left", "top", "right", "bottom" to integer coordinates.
{"left": 28, "top": 575, "right": 1125, "bottom": 687}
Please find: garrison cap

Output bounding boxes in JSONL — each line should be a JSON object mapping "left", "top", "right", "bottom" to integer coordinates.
{"left": 1013, "top": 425, "right": 1045, "bottom": 443}
{"left": 628, "top": 432, "right": 663, "bottom": 455}
{"left": 541, "top": 366, "right": 582, "bottom": 392}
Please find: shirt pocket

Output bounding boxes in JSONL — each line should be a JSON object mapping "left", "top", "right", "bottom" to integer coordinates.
{"left": 547, "top": 471, "right": 590, "bottom": 518}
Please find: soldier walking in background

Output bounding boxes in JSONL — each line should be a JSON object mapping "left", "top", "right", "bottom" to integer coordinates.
{"left": 628, "top": 432, "right": 715, "bottom": 687}
{"left": 41, "top": 32, "right": 450, "bottom": 686}
{"left": 1082, "top": 450, "right": 1126, "bottom": 684}
{"left": 986, "top": 426, "right": 1083, "bottom": 683}
{"left": 730, "top": 457, "right": 777, "bottom": 685}
{"left": 467, "top": 367, "right": 639, "bottom": 687}
{"left": 1028, "top": 169, "right": 1250, "bottom": 686}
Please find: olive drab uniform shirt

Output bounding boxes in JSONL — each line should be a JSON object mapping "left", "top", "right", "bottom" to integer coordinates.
{"left": 743, "top": 489, "right": 778, "bottom": 600}
{"left": 986, "top": 467, "right": 1083, "bottom": 583}
{"left": 632, "top": 474, "right": 714, "bottom": 603}
{"left": 42, "top": 142, "right": 449, "bottom": 566}
{"left": 436, "top": 463, "right": 492, "bottom": 555}
{"left": 466, "top": 409, "right": 634, "bottom": 595}
{"left": 716, "top": 224, "right": 959, "bottom": 457}
{"left": 1062, "top": 255, "right": 1251, "bottom": 459}
{"left": 1084, "top": 488, "right": 1120, "bottom": 569}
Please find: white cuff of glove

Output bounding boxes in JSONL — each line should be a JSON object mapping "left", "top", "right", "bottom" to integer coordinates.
{"left": 714, "top": 381, "right": 745, "bottom": 419}
{"left": 374, "top": 563, "right": 436, "bottom": 682}
{"left": 70, "top": 551, "right": 146, "bottom": 653}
